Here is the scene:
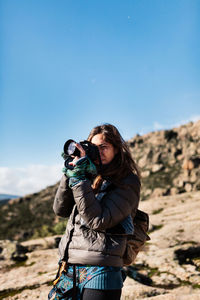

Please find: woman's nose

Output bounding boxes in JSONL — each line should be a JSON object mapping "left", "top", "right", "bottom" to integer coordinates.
{"left": 98, "top": 147, "right": 103, "bottom": 156}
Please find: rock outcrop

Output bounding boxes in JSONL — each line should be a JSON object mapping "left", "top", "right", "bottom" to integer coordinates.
{"left": 127, "top": 120, "right": 200, "bottom": 199}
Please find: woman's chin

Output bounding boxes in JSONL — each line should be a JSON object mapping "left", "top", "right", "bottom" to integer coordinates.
{"left": 101, "top": 160, "right": 107, "bottom": 165}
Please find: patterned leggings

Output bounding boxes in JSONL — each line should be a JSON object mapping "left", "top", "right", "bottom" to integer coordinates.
{"left": 81, "top": 288, "right": 122, "bottom": 300}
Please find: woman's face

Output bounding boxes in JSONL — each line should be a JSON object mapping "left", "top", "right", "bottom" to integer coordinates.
{"left": 91, "top": 133, "right": 117, "bottom": 165}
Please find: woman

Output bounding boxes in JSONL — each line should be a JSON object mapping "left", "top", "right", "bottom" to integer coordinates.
{"left": 50, "top": 124, "right": 141, "bottom": 300}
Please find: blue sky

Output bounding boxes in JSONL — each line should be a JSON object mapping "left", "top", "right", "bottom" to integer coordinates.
{"left": 0, "top": 0, "right": 200, "bottom": 195}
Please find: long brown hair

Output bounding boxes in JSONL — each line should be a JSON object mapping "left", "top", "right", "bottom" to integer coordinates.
{"left": 87, "top": 124, "right": 141, "bottom": 191}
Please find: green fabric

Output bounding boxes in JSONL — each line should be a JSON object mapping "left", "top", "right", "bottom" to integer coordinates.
{"left": 62, "top": 156, "right": 97, "bottom": 187}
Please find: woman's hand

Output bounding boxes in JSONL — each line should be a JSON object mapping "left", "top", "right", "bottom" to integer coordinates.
{"left": 63, "top": 143, "right": 97, "bottom": 187}
{"left": 68, "top": 143, "right": 86, "bottom": 167}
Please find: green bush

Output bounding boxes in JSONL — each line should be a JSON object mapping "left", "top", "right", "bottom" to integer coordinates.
{"left": 53, "top": 220, "right": 68, "bottom": 235}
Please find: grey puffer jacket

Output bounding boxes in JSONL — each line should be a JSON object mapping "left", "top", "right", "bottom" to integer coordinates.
{"left": 53, "top": 173, "right": 140, "bottom": 267}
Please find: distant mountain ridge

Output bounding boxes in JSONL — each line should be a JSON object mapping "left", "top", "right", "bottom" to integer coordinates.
{"left": 0, "top": 194, "right": 20, "bottom": 200}
{"left": 0, "top": 119, "right": 199, "bottom": 242}
{"left": 0, "top": 194, "right": 20, "bottom": 205}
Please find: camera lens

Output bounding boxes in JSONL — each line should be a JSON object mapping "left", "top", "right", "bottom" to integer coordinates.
{"left": 63, "top": 139, "right": 80, "bottom": 157}
{"left": 67, "top": 141, "right": 76, "bottom": 155}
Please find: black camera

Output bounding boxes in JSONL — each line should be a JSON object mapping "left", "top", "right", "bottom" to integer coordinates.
{"left": 63, "top": 139, "right": 101, "bottom": 169}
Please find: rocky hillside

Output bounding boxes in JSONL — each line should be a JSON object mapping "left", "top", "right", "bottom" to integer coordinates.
{"left": 128, "top": 120, "right": 200, "bottom": 199}
{"left": 0, "top": 120, "right": 199, "bottom": 242}
{"left": 0, "top": 183, "right": 66, "bottom": 241}
{"left": 0, "top": 190, "right": 200, "bottom": 299}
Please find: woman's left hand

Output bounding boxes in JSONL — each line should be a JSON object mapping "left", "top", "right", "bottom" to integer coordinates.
{"left": 68, "top": 143, "right": 86, "bottom": 167}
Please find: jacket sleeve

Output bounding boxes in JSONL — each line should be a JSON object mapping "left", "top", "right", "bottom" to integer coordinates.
{"left": 53, "top": 174, "right": 75, "bottom": 218}
{"left": 71, "top": 174, "right": 140, "bottom": 230}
